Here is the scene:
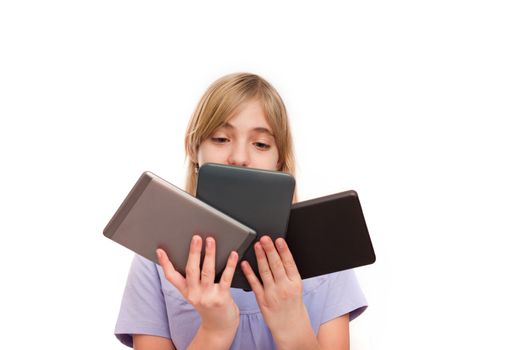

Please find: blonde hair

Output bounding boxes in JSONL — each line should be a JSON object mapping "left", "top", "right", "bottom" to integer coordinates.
{"left": 183, "top": 72, "right": 297, "bottom": 201}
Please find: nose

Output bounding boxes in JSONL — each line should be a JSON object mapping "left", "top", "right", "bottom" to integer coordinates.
{"left": 227, "top": 142, "right": 250, "bottom": 167}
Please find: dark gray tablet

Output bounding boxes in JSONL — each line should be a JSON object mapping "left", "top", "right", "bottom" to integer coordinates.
{"left": 196, "top": 163, "right": 295, "bottom": 290}
{"left": 286, "top": 190, "right": 376, "bottom": 279}
{"left": 103, "top": 171, "right": 256, "bottom": 279}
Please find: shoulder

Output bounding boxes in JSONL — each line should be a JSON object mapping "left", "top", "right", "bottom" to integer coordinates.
{"left": 303, "top": 269, "right": 359, "bottom": 296}
{"left": 115, "top": 255, "right": 173, "bottom": 347}
{"left": 128, "top": 254, "right": 159, "bottom": 275}
{"left": 302, "top": 269, "right": 368, "bottom": 324}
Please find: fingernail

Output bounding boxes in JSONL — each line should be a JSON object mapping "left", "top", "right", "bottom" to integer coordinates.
{"left": 156, "top": 249, "right": 162, "bottom": 259}
{"left": 276, "top": 238, "right": 284, "bottom": 249}
{"left": 206, "top": 237, "right": 212, "bottom": 248}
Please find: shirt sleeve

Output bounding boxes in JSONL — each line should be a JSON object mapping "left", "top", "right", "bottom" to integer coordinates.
{"left": 319, "top": 269, "right": 368, "bottom": 324}
{"left": 114, "top": 254, "right": 172, "bottom": 348}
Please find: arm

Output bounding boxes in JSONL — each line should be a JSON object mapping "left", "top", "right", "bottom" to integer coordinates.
{"left": 118, "top": 237, "right": 242, "bottom": 350}
{"left": 133, "top": 334, "right": 176, "bottom": 350}
{"left": 132, "top": 324, "right": 238, "bottom": 350}
{"left": 241, "top": 236, "right": 351, "bottom": 350}
{"left": 156, "top": 235, "right": 240, "bottom": 350}
{"left": 241, "top": 236, "right": 318, "bottom": 350}
{"left": 262, "top": 313, "right": 350, "bottom": 350}
{"left": 317, "top": 314, "right": 350, "bottom": 349}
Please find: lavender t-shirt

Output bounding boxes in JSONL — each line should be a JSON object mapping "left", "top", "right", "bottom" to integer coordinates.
{"left": 115, "top": 254, "right": 368, "bottom": 349}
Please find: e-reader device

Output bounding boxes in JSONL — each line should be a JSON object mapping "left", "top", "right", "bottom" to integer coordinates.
{"left": 196, "top": 163, "right": 295, "bottom": 290}
{"left": 103, "top": 171, "right": 256, "bottom": 280}
{"left": 286, "top": 190, "right": 376, "bottom": 279}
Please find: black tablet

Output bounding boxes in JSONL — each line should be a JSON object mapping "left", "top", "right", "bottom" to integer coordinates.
{"left": 103, "top": 171, "right": 256, "bottom": 279}
{"left": 196, "top": 163, "right": 295, "bottom": 290}
{"left": 286, "top": 190, "right": 376, "bottom": 279}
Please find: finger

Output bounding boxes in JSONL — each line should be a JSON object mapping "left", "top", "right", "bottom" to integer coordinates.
{"left": 156, "top": 248, "right": 187, "bottom": 295}
{"left": 200, "top": 236, "right": 216, "bottom": 288}
{"left": 219, "top": 250, "right": 239, "bottom": 290}
{"left": 185, "top": 235, "right": 202, "bottom": 289}
{"left": 259, "top": 235, "right": 287, "bottom": 282}
{"left": 254, "top": 241, "right": 274, "bottom": 286}
{"left": 275, "top": 238, "right": 301, "bottom": 281}
{"left": 241, "top": 260, "right": 264, "bottom": 298}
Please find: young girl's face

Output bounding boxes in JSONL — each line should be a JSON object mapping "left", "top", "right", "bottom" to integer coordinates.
{"left": 196, "top": 99, "right": 280, "bottom": 171}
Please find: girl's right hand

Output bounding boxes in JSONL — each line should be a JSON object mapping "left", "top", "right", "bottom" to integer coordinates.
{"left": 156, "top": 235, "right": 240, "bottom": 335}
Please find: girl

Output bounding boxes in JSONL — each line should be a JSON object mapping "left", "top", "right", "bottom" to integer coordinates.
{"left": 114, "top": 73, "right": 367, "bottom": 349}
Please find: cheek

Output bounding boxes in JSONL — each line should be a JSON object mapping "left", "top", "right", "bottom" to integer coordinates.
{"left": 196, "top": 142, "right": 228, "bottom": 164}
{"left": 255, "top": 149, "right": 280, "bottom": 170}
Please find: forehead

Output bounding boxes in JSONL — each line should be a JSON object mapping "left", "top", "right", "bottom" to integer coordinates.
{"left": 218, "top": 100, "right": 274, "bottom": 136}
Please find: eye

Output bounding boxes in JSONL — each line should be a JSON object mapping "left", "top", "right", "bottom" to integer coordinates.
{"left": 211, "top": 137, "right": 229, "bottom": 144}
{"left": 254, "top": 142, "right": 271, "bottom": 150}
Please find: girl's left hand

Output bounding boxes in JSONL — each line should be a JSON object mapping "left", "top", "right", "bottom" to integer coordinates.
{"left": 241, "top": 235, "right": 312, "bottom": 343}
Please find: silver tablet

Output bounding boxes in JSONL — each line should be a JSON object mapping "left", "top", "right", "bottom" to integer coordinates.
{"left": 103, "top": 171, "right": 256, "bottom": 279}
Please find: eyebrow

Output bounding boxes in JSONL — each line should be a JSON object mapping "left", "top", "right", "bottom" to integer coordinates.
{"left": 220, "top": 122, "right": 275, "bottom": 137}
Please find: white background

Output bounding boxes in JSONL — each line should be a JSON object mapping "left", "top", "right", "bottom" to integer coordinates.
{"left": 1, "top": 1, "right": 524, "bottom": 349}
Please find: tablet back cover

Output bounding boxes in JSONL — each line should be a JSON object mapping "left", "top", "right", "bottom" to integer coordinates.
{"left": 103, "top": 171, "right": 256, "bottom": 279}
{"left": 286, "top": 190, "right": 375, "bottom": 279}
{"left": 196, "top": 163, "right": 295, "bottom": 290}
